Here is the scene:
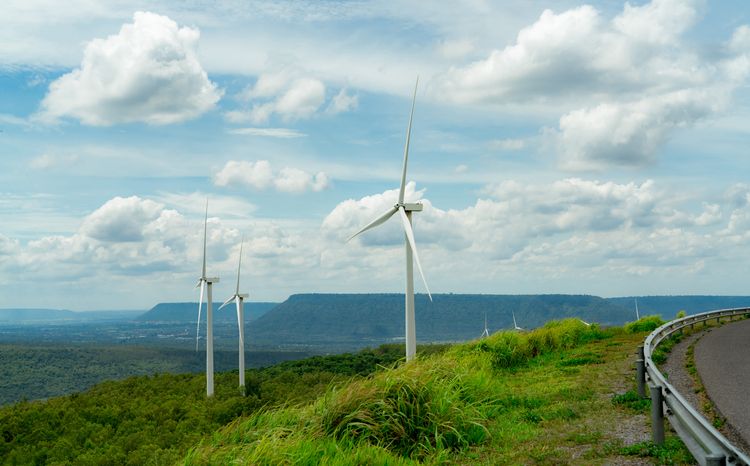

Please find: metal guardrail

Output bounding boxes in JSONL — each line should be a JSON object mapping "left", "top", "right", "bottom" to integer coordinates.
{"left": 637, "top": 308, "right": 750, "bottom": 466}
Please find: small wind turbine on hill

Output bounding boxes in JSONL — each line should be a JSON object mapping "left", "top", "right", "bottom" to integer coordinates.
{"left": 512, "top": 311, "right": 523, "bottom": 331}
{"left": 347, "top": 77, "right": 432, "bottom": 362}
{"left": 219, "top": 237, "right": 248, "bottom": 391}
{"left": 195, "top": 200, "right": 219, "bottom": 397}
{"left": 481, "top": 312, "right": 490, "bottom": 338}
{"left": 635, "top": 298, "right": 640, "bottom": 320}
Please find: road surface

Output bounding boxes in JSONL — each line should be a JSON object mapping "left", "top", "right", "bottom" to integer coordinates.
{"left": 694, "top": 318, "right": 750, "bottom": 450}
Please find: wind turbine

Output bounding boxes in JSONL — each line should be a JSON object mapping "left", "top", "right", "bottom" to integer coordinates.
{"left": 512, "top": 311, "right": 523, "bottom": 331}
{"left": 347, "top": 77, "right": 431, "bottom": 362}
{"left": 219, "top": 237, "right": 248, "bottom": 391}
{"left": 195, "top": 200, "right": 219, "bottom": 397}
{"left": 578, "top": 318, "right": 591, "bottom": 327}
{"left": 481, "top": 312, "right": 490, "bottom": 338}
{"left": 635, "top": 297, "right": 641, "bottom": 320}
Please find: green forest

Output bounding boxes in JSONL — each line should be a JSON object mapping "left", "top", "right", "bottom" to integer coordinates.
{"left": 0, "top": 344, "right": 422, "bottom": 464}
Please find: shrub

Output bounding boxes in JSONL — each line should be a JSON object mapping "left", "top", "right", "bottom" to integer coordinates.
{"left": 625, "top": 316, "right": 665, "bottom": 334}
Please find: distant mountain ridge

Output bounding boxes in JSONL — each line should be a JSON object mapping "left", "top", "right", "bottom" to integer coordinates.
{"left": 246, "top": 293, "right": 750, "bottom": 346}
{"left": 137, "top": 302, "right": 278, "bottom": 322}
{"left": 248, "top": 293, "right": 631, "bottom": 345}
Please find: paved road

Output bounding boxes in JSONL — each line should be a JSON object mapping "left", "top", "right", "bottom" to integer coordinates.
{"left": 694, "top": 319, "right": 750, "bottom": 448}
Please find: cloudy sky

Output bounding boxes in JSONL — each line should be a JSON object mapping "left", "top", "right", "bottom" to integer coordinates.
{"left": 3, "top": 0, "right": 750, "bottom": 310}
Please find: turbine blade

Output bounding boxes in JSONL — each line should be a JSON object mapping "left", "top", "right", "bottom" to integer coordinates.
{"left": 398, "top": 77, "right": 419, "bottom": 205}
{"left": 236, "top": 297, "right": 244, "bottom": 348}
{"left": 219, "top": 295, "right": 233, "bottom": 311}
{"left": 236, "top": 236, "right": 244, "bottom": 295}
{"left": 347, "top": 206, "right": 398, "bottom": 242}
{"left": 196, "top": 281, "right": 205, "bottom": 351}
{"left": 201, "top": 199, "right": 208, "bottom": 278}
{"left": 398, "top": 206, "right": 432, "bottom": 301}
{"left": 513, "top": 311, "right": 517, "bottom": 328}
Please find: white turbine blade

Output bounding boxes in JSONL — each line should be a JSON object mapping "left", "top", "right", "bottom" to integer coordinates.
{"left": 196, "top": 281, "right": 205, "bottom": 351}
{"left": 218, "top": 295, "right": 234, "bottom": 311}
{"left": 347, "top": 206, "right": 398, "bottom": 242}
{"left": 398, "top": 206, "right": 432, "bottom": 301}
{"left": 201, "top": 199, "right": 208, "bottom": 278}
{"left": 235, "top": 237, "right": 244, "bottom": 295}
{"left": 236, "top": 297, "right": 244, "bottom": 348}
{"left": 398, "top": 77, "right": 419, "bottom": 205}
{"left": 513, "top": 311, "right": 518, "bottom": 329}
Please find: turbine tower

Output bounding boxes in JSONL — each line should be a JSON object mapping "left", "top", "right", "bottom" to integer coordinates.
{"left": 635, "top": 298, "right": 640, "bottom": 320}
{"left": 481, "top": 312, "right": 490, "bottom": 338}
{"left": 512, "top": 311, "right": 523, "bottom": 331}
{"left": 195, "top": 200, "right": 219, "bottom": 397}
{"left": 220, "top": 237, "right": 248, "bottom": 391}
{"left": 348, "top": 77, "right": 432, "bottom": 362}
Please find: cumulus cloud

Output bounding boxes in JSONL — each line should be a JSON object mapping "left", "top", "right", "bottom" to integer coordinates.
{"left": 435, "top": 0, "right": 750, "bottom": 170}
{"left": 214, "top": 160, "right": 330, "bottom": 193}
{"left": 81, "top": 196, "right": 165, "bottom": 242}
{"left": 227, "top": 72, "right": 359, "bottom": 124}
{"left": 38, "top": 11, "right": 221, "bottom": 126}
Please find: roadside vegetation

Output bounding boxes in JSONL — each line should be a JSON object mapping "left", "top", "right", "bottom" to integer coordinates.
{"left": 0, "top": 317, "right": 698, "bottom": 465}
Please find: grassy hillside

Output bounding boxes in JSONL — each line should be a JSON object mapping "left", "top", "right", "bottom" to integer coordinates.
{"left": 187, "top": 319, "right": 691, "bottom": 465}
{"left": 0, "top": 319, "right": 693, "bottom": 465}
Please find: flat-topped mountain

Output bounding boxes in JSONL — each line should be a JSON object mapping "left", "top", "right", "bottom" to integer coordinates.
{"left": 247, "top": 293, "right": 632, "bottom": 344}
{"left": 137, "top": 302, "right": 278, "bottom": 322}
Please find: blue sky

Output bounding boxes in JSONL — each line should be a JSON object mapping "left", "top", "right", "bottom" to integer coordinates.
{"left": 3, "top": 0, "right": 750, "bottom": 310}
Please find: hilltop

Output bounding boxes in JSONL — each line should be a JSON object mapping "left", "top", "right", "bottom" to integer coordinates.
{"left": 136, "top": 302, "right": 277, "bottom": 322}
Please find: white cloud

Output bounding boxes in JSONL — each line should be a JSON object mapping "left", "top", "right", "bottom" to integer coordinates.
{"left": 555, "top": 88, "right": 722, "bottom": 170}
{"left": 227, "top": 127, "right": 306, "bottom": 138}
{"left": 228, "top": 72, "right": 359, "bottom": 124}
{"left": 81, "top": 196, "right": 164, "bottom": 242}
{"left": 433, "top": 0, "right": 750, "bottom": 170}
{"left": 38, "top": 11, "right": 221, "bottom": 126}
{"left": 326, "top": 89, "right": 359, "bottom": 114}
{"left": 213, "top": 160, "right": 330, "bottom": 193}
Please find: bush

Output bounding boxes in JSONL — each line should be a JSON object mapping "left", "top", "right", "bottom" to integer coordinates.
{"left": 625, "top": 316, "right": 665, "bottom": 334}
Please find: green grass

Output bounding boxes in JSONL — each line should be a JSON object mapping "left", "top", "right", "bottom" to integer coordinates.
{"left": 185, "top": 319, "right": 693, "bottom": 465}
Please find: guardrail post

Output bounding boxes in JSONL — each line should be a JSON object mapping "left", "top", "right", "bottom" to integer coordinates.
{"left": 650, "top": 385, "right": 665, "bottom": 445}
{"left": 705, "top": 453, "right": 725, "bottom": 466}
{"left": 636, "top": 346, "right": 646, "bottom": 398}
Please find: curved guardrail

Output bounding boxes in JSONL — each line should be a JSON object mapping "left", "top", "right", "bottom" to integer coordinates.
{"left": 638, "top": 308, "right": 750, "bottom": 466}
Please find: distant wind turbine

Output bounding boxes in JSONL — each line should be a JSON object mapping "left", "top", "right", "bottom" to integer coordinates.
{"left": 512, "top": 311, "right": 523, "bottom": 331}
{"left": 578, "top": 318, "right": 591, "bottom": 327}
{"left": 481, "top": 312, "right": 490, "bottom": 338}
{"left": 347, "top": 77, "right": 432, "bottom": 362}
{"left": 195, "top": 200, "right": 219, "bottom": 397}
{"left": 635, "top": 298, "right": 640, "bottom": 320}
{"left": 219, "top": 237, "right": 248, "bottom": 391}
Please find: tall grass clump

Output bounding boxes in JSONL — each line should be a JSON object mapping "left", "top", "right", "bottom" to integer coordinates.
{"left": 318, "top": 357, "right": 489, "bottom": 458}
{"left": 472, "top": 318, "right": 607, "bottom": 369}
{"left": 625, "top": 316, "right": 665, "bottom": 334}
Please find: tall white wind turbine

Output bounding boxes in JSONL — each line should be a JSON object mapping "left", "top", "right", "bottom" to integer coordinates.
{"left": 195, "top": 200, "right": 219, "bottom": 397}
{"left": 347, "top": 77, "right": 431, "bottom": 362}
{"left": 219, "top": 237, "right": 248, "bottom": 391}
